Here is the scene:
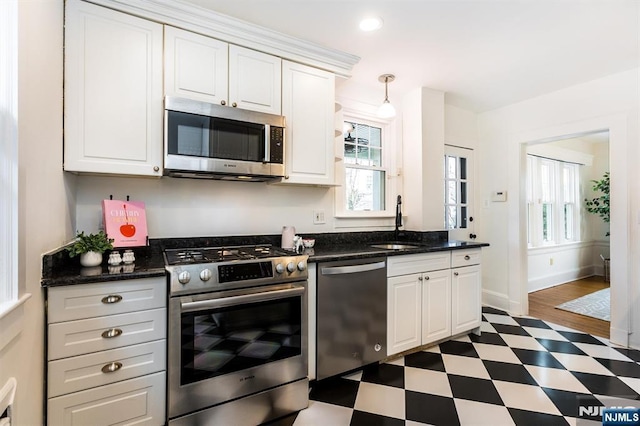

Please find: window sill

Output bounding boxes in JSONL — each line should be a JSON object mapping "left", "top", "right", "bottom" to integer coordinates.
{"left": 0, "top": 293, "right": 32, "bottom": 351}
{"left": 334, "top": 213, "right": 399, "bottom": 229}
{"left": 334, "top": 213, "right": 396, "bottom": 219}
{"left": 527, "top": 241, "right": 591, "bottom": 254}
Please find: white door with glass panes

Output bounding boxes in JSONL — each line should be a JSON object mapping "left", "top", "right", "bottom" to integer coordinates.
{"left": 445, "top": 145, "right": 475, "bottom": 241}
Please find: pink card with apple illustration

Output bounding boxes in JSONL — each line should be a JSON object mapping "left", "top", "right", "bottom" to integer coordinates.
{"left": 102, "top": 199, "right": 148, "bottom": 247}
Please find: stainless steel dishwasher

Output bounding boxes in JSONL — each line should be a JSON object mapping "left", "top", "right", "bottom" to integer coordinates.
{"left": 316, "top": 257, "right": 387, "bottom": 380}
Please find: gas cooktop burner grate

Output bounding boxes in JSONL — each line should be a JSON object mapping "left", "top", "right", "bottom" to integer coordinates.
{"left": 164, "top": 244, "right": 291, "bottom": 266}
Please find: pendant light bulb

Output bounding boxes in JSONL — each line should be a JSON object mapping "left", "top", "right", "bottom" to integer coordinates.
{"left": 377, "top": 74, "right": 396, "bottom": 118}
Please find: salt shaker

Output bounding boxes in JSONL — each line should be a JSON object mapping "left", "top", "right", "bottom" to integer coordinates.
{"left": 108, "top": 251, "right": 122, "bottom": 265}
{"left": 293, "top": 235, "right": 303, "bottom": 253}
{"left": 122, "top": 250, "right": 135, "bottom": 264}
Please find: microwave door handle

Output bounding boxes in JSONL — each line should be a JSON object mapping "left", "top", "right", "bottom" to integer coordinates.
{"left": 263, "top": 125, "right": 270, "bottom": 163}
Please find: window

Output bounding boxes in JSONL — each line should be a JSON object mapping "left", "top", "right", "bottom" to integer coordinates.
{"left": 340, "top": 118, "right": 388, "bottom": 213}
{"left": 0, "top": 0, "right": 18, "bottom": 311}
{"left": 527, "top": 155, "right": 580, "bottom": 247}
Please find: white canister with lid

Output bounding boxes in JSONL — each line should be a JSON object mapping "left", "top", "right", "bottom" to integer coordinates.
{"left": 281, "top": 226, "right": 296, "bottom": 249}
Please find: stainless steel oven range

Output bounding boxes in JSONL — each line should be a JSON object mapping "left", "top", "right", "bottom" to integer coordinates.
{"left": 165, "top": 245, "right": 309, "bottom": 425}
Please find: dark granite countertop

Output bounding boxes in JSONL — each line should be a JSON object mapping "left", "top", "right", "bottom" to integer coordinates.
{"left": 41, "top": 243, "right": 166, "bottom": 287}
{"left": 305, "top": 239, "right": 489, "bottom": 263}
{"left": 41, "top": 231, "right": 488, "bottom": 287}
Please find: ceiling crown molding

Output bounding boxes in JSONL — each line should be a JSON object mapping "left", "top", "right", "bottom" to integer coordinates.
{"left": 84, "top": 0, "right": 360, "bottom": 77}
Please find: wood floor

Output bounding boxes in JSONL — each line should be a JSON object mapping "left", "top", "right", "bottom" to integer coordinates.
{"left": 528, "top": 276, "right": 610, "bottom": 339}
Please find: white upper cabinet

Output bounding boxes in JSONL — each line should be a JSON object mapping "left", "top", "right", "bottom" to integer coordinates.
{"left": 164, "top": 27, "right": 282, "bottom": 114}
{"left": 64, "top": 0, "right": 163, "bottom": 176}
{"left": 229, "top": 45, "right": 282, "bottom": 114}
{"left": 164, "top": 26, "right": 228, "bottom": 106}
{"left": 281, "top": 60, "right": 336, "bottom": 186}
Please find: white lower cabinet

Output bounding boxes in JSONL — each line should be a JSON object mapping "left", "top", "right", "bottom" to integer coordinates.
{"left": 48, "top": 372, "right": 165, "bottom": 426}
{"left": 387, "top": 249, "right": 481, "bottom": 356}
{"left": 387, "top": 273, "right": 422, "bottom": 355}
{"left": 46, "top": 277, "right": 166, "bottom": 425}
{"left": 452, "top": 263, "right": 482, "bottom": 335}
{"left": 421, "top": 269, "right": 453, "bottom": 344}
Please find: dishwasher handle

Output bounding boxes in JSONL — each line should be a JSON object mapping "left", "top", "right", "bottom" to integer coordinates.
{"left": 321, "top": 260, "right": 386, "bottom": 276}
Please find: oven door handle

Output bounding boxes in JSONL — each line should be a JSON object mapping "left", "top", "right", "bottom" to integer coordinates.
{"left": 180, "top": 285, "right": 305, "bottom": 312}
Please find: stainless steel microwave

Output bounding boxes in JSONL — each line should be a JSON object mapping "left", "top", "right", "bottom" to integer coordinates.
{"left": 164, "top": 96, "right": 286, "bottom": 182}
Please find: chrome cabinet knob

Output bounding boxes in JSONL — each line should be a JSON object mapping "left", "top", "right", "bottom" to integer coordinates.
{"left": 418, "top": 276, "right": 423, "bottom": 281}
{"left": 221, "top": 100, "right": 226, "bottom": 106}
{"left": 232, "top": 102, "right": 237, "bottom": 107}
{"left": 153, "top": 166, "right": 159, "bottom": 172}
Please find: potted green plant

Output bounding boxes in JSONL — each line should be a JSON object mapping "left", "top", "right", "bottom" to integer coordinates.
{"left": 584, "top": 171, "right": 610, "bottom": 236}
{"left": 67, "top": 231, "right": 114, "bottom": 267}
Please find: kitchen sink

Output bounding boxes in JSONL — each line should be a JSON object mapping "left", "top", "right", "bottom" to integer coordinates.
{"left": 370, "top": 243, "right": 421, "bottom": 250}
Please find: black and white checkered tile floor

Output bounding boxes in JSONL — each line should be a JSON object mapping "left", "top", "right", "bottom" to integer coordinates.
{"left": 285, "top": 307, "right": 640, "bottom": 425}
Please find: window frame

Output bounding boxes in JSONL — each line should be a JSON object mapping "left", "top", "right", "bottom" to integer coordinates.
{"left": 0, "top": 0, "right": 19, "bottom": 313}
{"left": 527, "top": 154, "right": 581, "bottom": 247}
{"left": 335, "top": 108, "right": 395, "bottom": 219}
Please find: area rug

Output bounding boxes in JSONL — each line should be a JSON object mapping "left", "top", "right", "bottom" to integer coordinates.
{"left": 555, "top": 288, "right": 610, "bottom": 321}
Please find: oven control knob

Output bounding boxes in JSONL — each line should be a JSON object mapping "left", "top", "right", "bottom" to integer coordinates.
{"left": 275, "top": 263, "right": 285, "bottom": 274}
{"left": 200, "top": 269, "right": 212, "bottom": 281}
{"left": 178, "top": 271, "right": 191, "bottom": 285}
{"left": 297, "top": 261, "right": 306, "bottom": 271}
{"left": 286, "top": 262, "right": 296, "bottom": 273}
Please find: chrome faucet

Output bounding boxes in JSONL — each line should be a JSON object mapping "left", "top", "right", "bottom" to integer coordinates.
{"left": 395, "top": 195, "right": 403, "bottom": 240}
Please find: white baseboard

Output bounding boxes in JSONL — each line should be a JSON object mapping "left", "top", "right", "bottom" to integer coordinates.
{"left": 482, "top": 289, "right": 510, "bottom": 312}
{"left": 610, "top": 326, "right": 628, "bottom": 347}
{"left": 528, "top": 266, "right": 596, "bottom": 293}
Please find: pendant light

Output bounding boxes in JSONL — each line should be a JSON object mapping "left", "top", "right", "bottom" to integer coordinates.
{"left": 377, "top": 74, "right": 396, "bottom": 118}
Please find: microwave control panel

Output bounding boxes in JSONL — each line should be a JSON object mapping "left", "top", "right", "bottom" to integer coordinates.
{"left": 270, "top": 127, "right": 284, "bottom": 163}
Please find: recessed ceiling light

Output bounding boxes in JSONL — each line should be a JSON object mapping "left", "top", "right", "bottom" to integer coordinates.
{"left": 359, "top": 17, "right": 383, "bottom": 32}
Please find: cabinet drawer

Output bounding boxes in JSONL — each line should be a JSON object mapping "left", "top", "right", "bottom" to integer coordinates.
{"left": 48, "top": 308, "right": 166, "bottom": 360}
{"left": 387, "top": 252, "right": 450, "bottom": 277}
{"left": 48, "top": 371, "right": 165, "bottom": 426}
{"left": 451, "top": 249, "right": 481, "bottom": 268}
{"left": 48, "top": 340, "right": 166, "bottom": 397}
{"left": 48, "top": 277, "right": 166, "bottom": 323}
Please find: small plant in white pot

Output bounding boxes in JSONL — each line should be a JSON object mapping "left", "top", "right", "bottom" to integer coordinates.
{"left": 67, "top": 231, "right": 114, "bottom": 267}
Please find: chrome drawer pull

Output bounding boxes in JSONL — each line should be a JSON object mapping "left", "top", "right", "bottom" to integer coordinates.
{"left": 464, "top": 255, "right": 471, "bottom": 260}
{"left": 101, "top": 361, "right": 122, "bottom": 374}
{"left": 101, "top": 328, "right": 123, "bottom": 339}
{"left": 101, "top": 294, "right": 123, "bottom": 304}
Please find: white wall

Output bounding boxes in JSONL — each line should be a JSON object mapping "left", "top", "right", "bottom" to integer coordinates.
{"left": 477, "top": 68, "right": 639, "bottom": 347}
{"left": 0, "top": 1, "right": 71, "bottom": 425}
{"left": 76, "top": 176, "right": 339, "bottom": 237}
